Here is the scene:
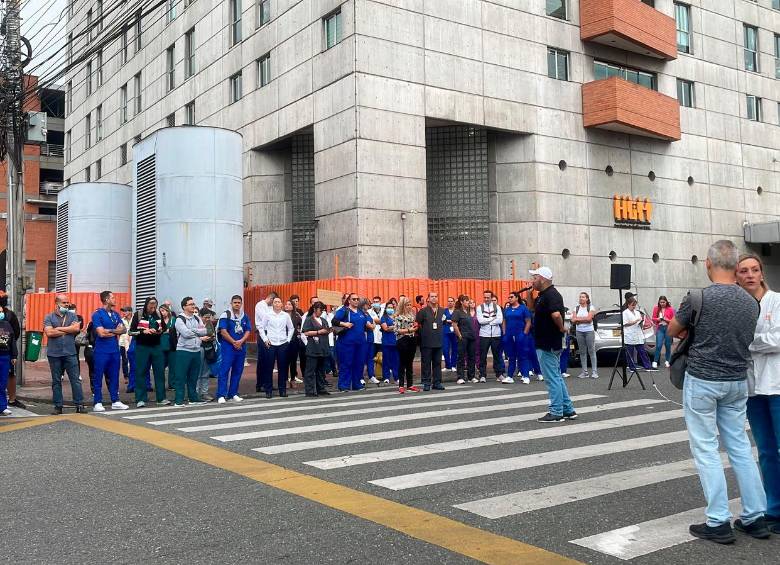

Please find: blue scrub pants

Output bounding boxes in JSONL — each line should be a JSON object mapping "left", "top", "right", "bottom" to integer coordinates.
{"left": 365, "top": 341, "right": 378, "bottom": 378}
{"left": 0, "top": 355, "right": 9, "bottom": 412}
{"left": 381, "top": 344, "right": 399, "bottom": 381}
{"left": 442, "top": 332, "right": 458, "bottom": 369}
{"left": 92, "top": 350, "right": 120, "bottom": 404}
{"left": 526, "top": 334, "right": 542, "bottom": 374}
{"left": 218, "top": 344, "right": 246, "bottom": 399}
{"left": 336, "top": 340, "right": 364, "bottom": 391}
{"left": 505, "top": 333, "right": 531, "bottom": 378}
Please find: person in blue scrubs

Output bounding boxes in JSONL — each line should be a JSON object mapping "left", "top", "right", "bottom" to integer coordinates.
{"left": 332, "top": 293, "right": 373, "bottom": 391}
{"left": 380, "top": 305, "right": 399, "bottom": 384}
{"left": 91, "top": 291, "right": 129, "bottom": 412}
{"left": 216, "top": 295, "right": 252, "bottom": 403}
{"left": 503, "top": 291, "right": 533, "bottom": 384}
{"left": 442, "top": 297, "right": 458, "bottom": 372}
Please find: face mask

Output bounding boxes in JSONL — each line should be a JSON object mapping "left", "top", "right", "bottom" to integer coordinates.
{"left": 0, "top": 312, "right": 5, "bottom": 321}
{"left": 385, "top": 308, "right": 395, "bottom": 316}
{"left": 69, "top": 309, "right": 76, "bottom": 314}
{"left": 373, "top": 303, "right": 381, "bottom": 310}
{"left": 58, "top": 306, "right": 69, "bottom": 314}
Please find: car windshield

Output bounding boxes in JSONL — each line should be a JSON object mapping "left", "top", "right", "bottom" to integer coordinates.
{"left": 596, "top": 312, "right": 622, "bottom": 327}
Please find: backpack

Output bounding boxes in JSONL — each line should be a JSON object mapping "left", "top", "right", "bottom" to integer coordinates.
{"left": 168, "top": 314, "right": 199, "bottom": 352}
{"left": 669, "top": 289, "right": 704, "bottom": 390}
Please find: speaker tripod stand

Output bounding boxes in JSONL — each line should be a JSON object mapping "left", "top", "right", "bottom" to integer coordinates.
{"left": 607, "top": 289, "right": 646, "bottom": 391}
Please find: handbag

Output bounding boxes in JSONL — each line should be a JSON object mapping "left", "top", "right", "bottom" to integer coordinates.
{"left": 669, "top": 289, "right": 703, "bottom": 390}
{"left": 331, "top": 309, "right": 349, "bottom": 335}
{"left": 75, "top": 332, "right": 89, "bottom": 346}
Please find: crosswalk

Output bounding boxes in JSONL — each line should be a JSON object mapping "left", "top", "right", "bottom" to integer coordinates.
{"left": 116, "top": 384, "right": 757, "bottom": 561}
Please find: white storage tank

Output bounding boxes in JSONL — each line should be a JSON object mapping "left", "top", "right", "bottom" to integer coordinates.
{"left": 55, "top": 182, "right": 132, "bottom": 293}
{"left": 132, "top": 126, "right": 244, "bottom": 312}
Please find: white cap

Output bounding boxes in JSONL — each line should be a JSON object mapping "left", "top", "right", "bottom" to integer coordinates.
{"left": 203, "top": 297, "right": 214, "bottom": 305}
{"left": 529, "top": 266, "right": 553, "bottom": 280}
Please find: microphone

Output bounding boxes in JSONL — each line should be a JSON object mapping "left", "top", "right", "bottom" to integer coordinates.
{"left": 518, "top": 286, "right": 533, "bottom": 293}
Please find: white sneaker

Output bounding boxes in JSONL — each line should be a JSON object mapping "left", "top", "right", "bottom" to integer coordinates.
{"left": 360, "top": 379, "right": 366, "bottom": 385}
{"left": 1, "top": 408, "right": 12, "bottom": 416}
{"left": 232, "top": 395, "right": 243, "bottom": 402}
{"left": 456, "top": 378, "right": 466, "bottom": 384}
{"left": 537, "top": 374, "right": 544, "bottom": 382}
{"left": 470, "top": 378, "right": 479, "bottom": 383}
{"left": 159, "top": 399, "right": 172, "bottom": 406}
{"left": 479, "top": 377, "right": 487, "bottom": 383}
{"left": 562, "top": 372, "right": 570, "bottom": 378}
{"left": 577, "top": 372, "right": 589, "bottom": 379}
{"left": 369, "top": 377, "right": 380, "bottom": 384}
{"left": 664, "top": 361, "right": 670, "bottom": 368}
{"left": 174, "top": 403, "right": 185, "bottom": 407}
{"left": 528, "top": 371, "right": 535, "bottom": 378}
{"left": 501, "top": 376, "right": 515, "bottom": 384}
{"left": 383, "top": 379, "right": 390, "bottom": 384}
{"left": 294, "top": 377, "right": 303, "bottom": 383}
{"left": 112, "top": 401, "right": 129, "bottom": 410}
{"left": 92, "top": 403, "right": 105, "bottom": 413}
{"left": 217, "top": 397, "right": 226, "bottom": 404}
{"left": 591, "top": 373, "right": 600, "bottom": 379}
{"left": 521, "top": 377, "right": 531, "bottom": 385}
{"left": 652, "top": 361, "right": 658, "bottom": 369}
{"left": 136, "top": 401, "right": 146, "bottom": 408}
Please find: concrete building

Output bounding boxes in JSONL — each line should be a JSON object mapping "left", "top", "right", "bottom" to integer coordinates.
{"left": 1, "top": 76, "right": 65, "bottom": 292}
{"left": 64, "top": 0, "right": 780, "bottom": 307}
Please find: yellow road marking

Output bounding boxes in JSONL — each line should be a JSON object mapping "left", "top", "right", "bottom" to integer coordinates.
{"left": 0, "top": 415, "right": 64, "bottom": 433}
{"left": 78, "top": 415, "right": 581, "bottom": 565}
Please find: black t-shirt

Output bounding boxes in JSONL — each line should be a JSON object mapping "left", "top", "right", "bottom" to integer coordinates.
{"left": 452, "top": 309, "right": 475, "bottom": 340}
{"left": 416, "top": 306, "right": 444, "bottom": 349}
{"left": 533, "top": 286, "right": 565, "bottom": 351}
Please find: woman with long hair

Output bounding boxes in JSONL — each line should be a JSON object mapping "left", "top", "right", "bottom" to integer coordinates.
{"left": 502, "top": 291, "right": 533, "bottom": 384}
{"left": 258, "top": 297, "right": 294, "bottom": 398}
{"left": 380, "top": 302, "right": 399, "bottom": 385}
{"left": 129, "top": 297, "right": 168, "bottom": 407}
{"left": 332, "top": 293, "right": 372, "bottom": 391}
{"left": 158, "top": 304, "right": 176, "bottom": 390}
{"left": 652, "top": 295, "right": 675, "bottom": 369}
{"left": 572, "top": 292, "right": 598, "bottom": 379}
{"left": 394, "top": 296, "right": 420, "bottom": 393}
{"left": 736, "top": 253, "right": 780, "bottom": 532}
{"left": 452, "top": 295, "right": 477, "bottom": 384}
{"left": 622, "top": 296, "right": 651, "bottom": 370}
{"left": 284, "top": 299, "right": 303, "bottom": 388}
{"left": 301, "top": 301, "right": 332, "bottom": 397}
{"left": 442, "top": 297, "right": 458, "bottom": 372}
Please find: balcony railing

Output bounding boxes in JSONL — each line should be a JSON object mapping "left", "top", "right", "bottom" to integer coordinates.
{"left": 580, "top": 0, "right": 677, "bottom": 60}
{"left": 40, "top": 143, "right": 64, "bottom": 157}
{"left": 582, "top": 77, "right": 681, "bottom": 141}
{"left": 39, "top": 181, "right": 63, "bottom": 195}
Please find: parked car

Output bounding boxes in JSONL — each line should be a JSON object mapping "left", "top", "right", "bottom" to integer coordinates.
{"left": 567, "top": 308, "right": 656, "bottom": 367}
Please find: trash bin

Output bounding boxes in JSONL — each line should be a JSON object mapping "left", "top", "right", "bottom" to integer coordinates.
{"left": 25, "top": 331, "right": 42, "bottom": 362}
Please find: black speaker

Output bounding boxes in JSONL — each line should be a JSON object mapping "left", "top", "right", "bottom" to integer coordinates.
{"left": 610, "top": 264, "right": 631, "bottom": 290}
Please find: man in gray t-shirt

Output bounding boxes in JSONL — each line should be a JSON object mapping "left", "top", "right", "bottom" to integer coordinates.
{"left": 43, "top": 294, "right": 85, "bottom": 414}
{"left": 668, "top": 240, "right": 767, "bottom": 543}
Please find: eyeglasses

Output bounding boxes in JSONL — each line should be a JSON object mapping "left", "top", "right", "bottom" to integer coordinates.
{"left": 185, "top": 302, "right": 196, "bottom": 307}
{"left": 349, "top": 297, "right": 359, "bottom": 301}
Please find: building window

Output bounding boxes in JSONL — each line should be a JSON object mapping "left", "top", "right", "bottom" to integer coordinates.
{"left": 166, "top": 45, "right": 175, "bottom": 91}
{"left": 229, "top": 72, "right": 242, "bottom": 103}
{"left": 120, "top": 143, "right": 128, "bottom": 165}
{"left": 95, "top": 105, "right": 103, "bottom": 141}
{"left": 677, "top": 78, "right": 694, "bottom": 107}
{"left": 184, "top": 0, "right": 194, "bottom": 7}
{"left": 86, "top": 9, "right": 93, "bottom": 43}
{"left": 747, "top": 95, "right": 762, "bottom": 121}
{"left": 134, "top": 72, "right": 142, "bottom": 114}
{"left": 85, "top": 113, "right": 91, "bottom": 148}
{"left": 95, "top": 158, "right": 102, "bottom": 179}
{"left": 185, "top": 101, "right": 195, "bottom": 124}
{"left": 545, "top": 0, "right": 566, "bottom": 20}
{"left": 291, "top": 134, "right": 315, "bottom": 281}
{"left": 324, "top": 9, "right": 342, "bottom": 49}
{"left": 166, "top": 113, "right": 175, "bottom": 127}
{"left": 86, "top": 61, "right": 93, "bottom": 96}
{"left": 775, "top": 34, "right": 780, "bottom": 78}
{"left": 230, "top": 0, "right": 242, "bottom": 46}
{"left": 547, "top": 48, "right": 568, "bottom": 80}
{"left": 66, "top": 81, "right": 72, "bottom": 115}
{"left": 96, "top": 0, "right": 103, "bottom": 32}
{"left": 640, "top": 0, "right": 654, "bottom": 5}
{"left": 48, "top": 261, "right": 56, "bottom": 292}
{"left": 258, "top": 0, "right": 270, "bottom": 26}
{"left": 258, "top": 53, "right": 271, "bottom": 86}
{"left": 121, "top": 27, "right": 129, "bottom": 64}
{"left": 120, "top": 84, "right": 128, "bottom": 124}
{"left": 96, "top": 50, "right": 103, "bottom": 87}
{"left": 167, "top": 0, "right": 177, "bottom": 23}
{"left": 744, "top": 25, "right": 758, "bottom": 72}
{"left": 775, "top": 0, "right": 780, "bottom": 9}
{"left": 65, "top": 130, "right": 71, "bottom": 162}
{"left": 185, "top": 28, "right": 195, "bottom": 78}
{"left": 134, "top": 9, "right": 142, "bottom": 52}
{"left": 594, "top": 60, "right": 656, "bottom": 90}
{"left": 25, "top": 261, "right": 37, "bottom": 290}
{"left": 85, "top": 167, "right": 91, "bottom": 182}
{"left": 674, "top": 3, "right": 691, "bottom": 54}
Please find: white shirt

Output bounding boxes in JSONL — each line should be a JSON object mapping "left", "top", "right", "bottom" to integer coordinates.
{"left": 325, "top": 311, "right": 335, "bottom": 346}
{"left": 369, "top": 306, "right": 384, "bottom": 344}
{"left": 477, "top": 303, "right": 503, "bottom": 338}
{"left": 258, "top": 309, "right": 294, "bottom": 346}
{"left": 574, "top": 305, "right": 596, "bottom": 333}
{"left": 254, "top": 299, "right": 271, "bottom": 331}
{"left": 622, "top": 309, "right": 644, "bottom": 345}
{"left": 748, "top": 289, "right": 780, "bottom": 396}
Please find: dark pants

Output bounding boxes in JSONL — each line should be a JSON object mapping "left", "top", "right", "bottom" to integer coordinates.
{"left": 48, "top": 354, "right": 84, "bottom": 407}
{"left": 261, "top": 342, "right": 289, "bottom": 394}
{"left": 396, "top": 337, "right": 416, "bottom": 388}
{"left": 304, "top": 355, "right": 328, "bottom": 396}
{"left": 479, "top": 336, "right": 505, "bottom": 379}
{"left": 747, "top": 395, "right": 780, "bottom": 517}
{"left": 420, "top": 346, "right": 442, "bottom": 387}
{"left": 173, "top": 350, "right": 202, "bottom": 404}
{"left": 625, "top": 344, "right": 651, "bottom": 370}
{"left": 457, "top": 337, "right": 477, "bottom": 381}
{"left": 135, "top": 344, "right": 166, "bottom": 403}
{"left": 120, "top": 345, "right": 129, "bottom": 379}
{"left": 287, "top": 339, "right": 301, "bottom": 381}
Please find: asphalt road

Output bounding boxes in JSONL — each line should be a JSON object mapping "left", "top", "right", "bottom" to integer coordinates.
{"left": 3, "top": 368, "right": 778, "bottom": 564}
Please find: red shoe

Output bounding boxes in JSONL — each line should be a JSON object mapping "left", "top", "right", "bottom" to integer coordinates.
{"left": 408, "top": 385, "right": 420, "bottom": 392}
{"left": 398, "top": 386, "right": 406, "bottom": 394}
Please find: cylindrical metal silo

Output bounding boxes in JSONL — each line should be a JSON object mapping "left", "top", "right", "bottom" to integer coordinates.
{"left": 55, "top": 182, "right": 132, "bottom": 293}
{"left": 132, "top": 126, "right": 243, "bottom": 312}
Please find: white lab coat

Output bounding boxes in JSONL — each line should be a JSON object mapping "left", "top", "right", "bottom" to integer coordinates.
{"left": 748, "top": 289, "right": 780, "bottom": 396}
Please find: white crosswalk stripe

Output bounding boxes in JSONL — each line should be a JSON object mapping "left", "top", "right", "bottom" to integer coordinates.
{"left": 304, "top": 405, "right": 680, "bottom": 469}
{"left": 209, "top": 394, "right": 605, "bottom": 441}
{"left": 255, "top": 398, "right": 666, "bottom": 455}
{"left": 368, "top": 430, "right": 691, "bottom": 490}
{"left": 570, "top": 500, "right": 741, "bottom": 560}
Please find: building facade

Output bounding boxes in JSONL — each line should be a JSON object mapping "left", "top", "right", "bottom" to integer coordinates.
{"left": 1, "top": 77, "right": 65, "bottom": 292}
{"left": 64, "top": 0, "right": 780, "bottom": 307}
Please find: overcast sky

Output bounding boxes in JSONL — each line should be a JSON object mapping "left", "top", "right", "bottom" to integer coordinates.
{"left": 21, "top": 0, "right": 68, "bottom": 86}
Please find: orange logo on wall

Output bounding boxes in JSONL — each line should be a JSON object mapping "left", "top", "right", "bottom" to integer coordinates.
{"left": 613, "top": 195, "right": 652, "bottom": 229}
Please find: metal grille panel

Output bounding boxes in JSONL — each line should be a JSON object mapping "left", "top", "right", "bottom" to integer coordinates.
{"left": 426, "top": 126, "right": 489, "bottom": 279}
{"left": 135, "top": 155, "right": 157, "bottom": 308}
{"left": 291, "top": 133, "right": 315, "bottom": 282}
{"left": 54, "top": 201, "right": 68, "bottom": 292}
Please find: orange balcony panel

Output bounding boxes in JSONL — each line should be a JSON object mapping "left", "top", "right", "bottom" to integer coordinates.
{"left": 582, "top": 77, "right": 681, "bottom": 141}
{"left": 580, "top": 0, "right": 677, "bottom": 60}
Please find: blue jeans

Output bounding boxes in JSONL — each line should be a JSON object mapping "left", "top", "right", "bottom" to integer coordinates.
{"left": 683, "top": 374, "right": 766, "bottom": 526}
{"left": 48, "top": 354, "right": 84, "bottom": 407}
{"left": 746, "top": 394, "right": 780, "bottom": 518}
{"left": 654, "top": 325, "right": 673, "bottom": 363}
{"left": 536, "top": 349, "right": 574, "bottom": 417}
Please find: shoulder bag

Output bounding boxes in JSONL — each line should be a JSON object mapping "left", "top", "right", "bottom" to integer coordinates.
{"left": 668, "top": 289, "right": 704, "bottom": 390}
